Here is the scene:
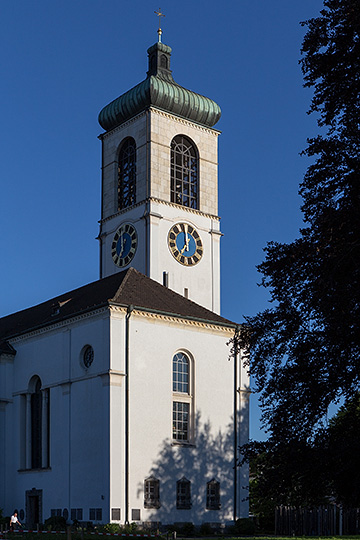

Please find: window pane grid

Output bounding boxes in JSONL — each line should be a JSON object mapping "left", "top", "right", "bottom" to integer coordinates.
{"left": 206, "top": 480, "right": 220, "bottom": 510}
{"left": 118, "top": 138, "right": 136, "bottom": 210}
{"left": 144, "top": 477, "right": 160, "bottom": 509}
{"left": 171, "top": 136, "right": 199, "bottom": 209}
{"left": 177, "top": 478, "right": 191, "bottom": 509}
{"left": 173, "top": 401, "right": 189, "bottom": 441}
{"left": 173, "top": 353, "right": 189, "bottom": 393}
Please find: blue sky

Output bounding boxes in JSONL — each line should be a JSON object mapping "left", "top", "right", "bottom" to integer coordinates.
{"left": 0, "top": 1, "right": 324, "bottom": 440}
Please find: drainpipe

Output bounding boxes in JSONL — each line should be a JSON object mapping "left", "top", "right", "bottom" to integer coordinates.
{"left": 233, "top": 325, "right": 240, "bottom": 523}
{"left": 99, "top": 134, "right": 104, "bottom": 279}
{"left": 125, "top": 305, "right": 133, "bottom": 524}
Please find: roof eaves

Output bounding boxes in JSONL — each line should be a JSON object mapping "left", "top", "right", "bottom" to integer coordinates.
{"left": 109, "top": 301, "right": 238, "bottom": 330}
{"left": 4, "top": 301, "right": 111, "bottom": 342}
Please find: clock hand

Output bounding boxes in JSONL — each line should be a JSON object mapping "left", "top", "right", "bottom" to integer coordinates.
{"left": 118, "top": 233, "right": 124, "bottom": 257}
{"left": 180, "top": 236, "right": 190, "bottom": 255}
{"left": 184, "top": 224, "right": 189, "bottom": 252}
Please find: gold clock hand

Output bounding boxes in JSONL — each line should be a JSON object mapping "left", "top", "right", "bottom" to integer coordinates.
{"left": 180, "top": 236, "right": 190, "bottom": 255}
{"left": 184, "top": 224, "right": 190, "bottom": 252}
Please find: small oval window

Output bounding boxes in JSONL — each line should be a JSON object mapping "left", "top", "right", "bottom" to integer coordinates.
{"left": 82, "top": 345, "right": 94, "bottom": 369}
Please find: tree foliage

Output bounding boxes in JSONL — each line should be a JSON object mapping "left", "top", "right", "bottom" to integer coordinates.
{"left": 245, "top": 395, "right": 360, "bottom": 511}
{"left": 240, "top": 0, "right": 360, "bottom": 442}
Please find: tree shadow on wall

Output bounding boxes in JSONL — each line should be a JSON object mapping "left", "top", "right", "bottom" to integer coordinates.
{"left": 137, "top": 412, "right": 248, "bottom": 525}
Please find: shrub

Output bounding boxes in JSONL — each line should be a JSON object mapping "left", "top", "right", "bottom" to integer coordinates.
{"left": 199, "top": 523, "right": 212, "bottom": 536}
{"left": 233, "top": 517, "right": 255, "bottom": 536}
{"left": 44, "top": 516, "right": 67, "bottom": 531}
{"left": 0, "top": 509, "right": 9, "bottom": 527}
{"left": 180, "top": 522, "right": 195, "bottom": 537}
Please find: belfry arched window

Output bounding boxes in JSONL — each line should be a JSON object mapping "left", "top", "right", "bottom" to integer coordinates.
{"left": 171, "top": 135, "right": 199, "bottom": 209}
{"left": 118, "top": 137, "right": 136, "bottom": 210}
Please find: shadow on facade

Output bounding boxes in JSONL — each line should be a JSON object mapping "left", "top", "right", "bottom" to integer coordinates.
{"left": 138, "top": 412, "right": 248, "bottom": 524}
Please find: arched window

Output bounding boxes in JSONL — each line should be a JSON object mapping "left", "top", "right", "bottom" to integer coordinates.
{"left": 171, "top": 135, "right": 199, "bottom": 209}
{"left": 172, "top": 352, "right": 193, "bottom": 443}
{"left": 118, "top": 137, "right": 136, "bottom": 210}
{"left": 31, "top": 377, "right": 42, "bottom": 469}
{"left": 26, "top": 376, "right": 49, "bottom": 470}
{"left": 173, "top": 352, "right": 189, "bottom": 393}
{"left": 160, "top": 54, "right": 168, "bottom": 69}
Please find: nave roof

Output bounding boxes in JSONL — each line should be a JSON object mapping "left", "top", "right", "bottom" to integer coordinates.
{"left": 0, "top": 268, "right": 236, "bottom": 343}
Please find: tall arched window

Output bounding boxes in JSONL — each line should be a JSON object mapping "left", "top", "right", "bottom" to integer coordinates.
{"left": 118, "top": 137, "right": 136, "bottom": 210}
{"left": 31, "top": 377, "right": 42, "bottom": 469}
{"left": 172, "top": 352, "right": 193, "bottom": 443}
{"left": 171, "top": 135, "right": 199, "bottom": 209}
{"left": 27, "top": 376, "right": 50, "bottom": 470}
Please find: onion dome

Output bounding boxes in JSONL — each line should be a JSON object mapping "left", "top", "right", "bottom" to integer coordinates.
{"left": 98, "top": 42, "right": 221, "bottom": 131}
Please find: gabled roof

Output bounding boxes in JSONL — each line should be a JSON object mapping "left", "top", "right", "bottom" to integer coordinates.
{"left": 0, "top": 268, "right": 236, "bottom": 343}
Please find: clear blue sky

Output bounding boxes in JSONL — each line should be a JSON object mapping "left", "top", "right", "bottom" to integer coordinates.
{"left": 0, "top": 1, "right": 324, "bottom": 440}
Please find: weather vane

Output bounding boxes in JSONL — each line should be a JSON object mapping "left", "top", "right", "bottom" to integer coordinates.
{"left": 154, "top": 8, "right": 165, "bottom": 42}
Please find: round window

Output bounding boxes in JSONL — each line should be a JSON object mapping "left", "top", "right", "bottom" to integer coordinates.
{"left": 83, "top": 345, "right": 94, "bottom": 368}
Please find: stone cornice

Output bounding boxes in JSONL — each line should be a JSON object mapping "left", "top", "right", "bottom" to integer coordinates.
{"left": 98, "top": 106, "right": 221, "bottom": 141}
{"left": 0, "top": 353, "right": 15, "bottom": 364}
{"left": 149, "top": 107, "right": 221, "bottom": 136}
{"left": 98, "top": 110, "right": 147, "bottom": 140}
{"left": 109, "top": 305, "right": 234, "bottom": 335}
{"left": 150, "top": 197, "right": 220, "bottom": 221}
{"left": 13, "top": 369, "right": 125, "bottom": 396}
{"left": 99, "top": 197, "right": 220, "bottom": 226}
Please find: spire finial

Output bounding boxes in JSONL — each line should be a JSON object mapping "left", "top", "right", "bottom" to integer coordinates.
{"left": 154, "top": 8, "right": 165, "bottom": 42}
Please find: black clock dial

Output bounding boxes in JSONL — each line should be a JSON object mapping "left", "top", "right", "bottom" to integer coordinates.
{"left": 111, "top": 223, "right": 138, "bottom": 267}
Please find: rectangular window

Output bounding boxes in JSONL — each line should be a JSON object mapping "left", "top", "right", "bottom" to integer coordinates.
{"left": 71, "top": 508, "right": 83, "bottom": 521}
{"left": 89, "top": 508, "right": 102, "bottom": 521}
{"left": 177, "top": 478, "right": 191, "bottom": 509}
{"left": 144, "top": 477, "right": 160, "bottom": 509}
{"left": 111, "top": 508, "right": 121, "bottom": 521}
{"left": 173, "top": 401, "right": 189, "bottom": 441}
{"left": 206, "top": 480, "right": 221, "bottom": 510}
{"left": 132, "top": 509, "right": 141, "bottom": 521}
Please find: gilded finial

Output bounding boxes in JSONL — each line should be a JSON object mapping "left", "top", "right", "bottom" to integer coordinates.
{"left": 154, "top": 8, "right": 165, "bottom": 42}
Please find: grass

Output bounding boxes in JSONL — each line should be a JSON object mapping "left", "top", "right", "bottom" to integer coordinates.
{"left": 2, "top": 535, "right": 360, "bottom": 540}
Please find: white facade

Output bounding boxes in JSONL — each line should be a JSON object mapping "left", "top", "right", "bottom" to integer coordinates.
{"left": 0, "top": 302, "right": 249, "bottom": 525}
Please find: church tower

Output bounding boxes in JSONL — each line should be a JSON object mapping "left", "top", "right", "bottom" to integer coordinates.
{"left": 98, "top": 32, "right": 222, "bottom": 313}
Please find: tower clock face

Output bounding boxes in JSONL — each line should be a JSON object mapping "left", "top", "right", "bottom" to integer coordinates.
{"left": 111, "top": 223, "right": 138, "bottom": 268}
{"left": 168, "top": 222, "right": 203, "bottom": 266}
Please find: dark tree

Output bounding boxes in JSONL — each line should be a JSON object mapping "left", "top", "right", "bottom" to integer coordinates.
{"left": 245, "top": 395, "right": 360, "bottom": 512}
{"left": 325, "top": 394, "right": 360, "bottom": 506}
{"left": 240, "top": 0, "right": 360, "bottom": 442}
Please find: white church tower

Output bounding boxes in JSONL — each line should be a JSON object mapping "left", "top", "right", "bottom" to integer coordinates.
{"left": 98, "top": 34, "right": 222, "bottom": 313}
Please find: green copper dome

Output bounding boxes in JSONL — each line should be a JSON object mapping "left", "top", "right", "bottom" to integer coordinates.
{"left": 98, "top": 42, "right": 221, "bottom": 131}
